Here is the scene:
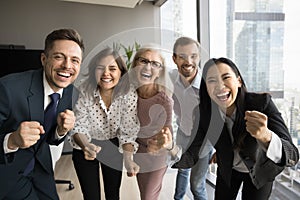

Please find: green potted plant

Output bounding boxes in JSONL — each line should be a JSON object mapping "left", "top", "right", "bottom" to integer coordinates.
{"left": 113, "top": 41, "right": 141, "bottom": 69}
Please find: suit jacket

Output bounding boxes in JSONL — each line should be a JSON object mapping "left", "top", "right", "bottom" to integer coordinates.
{"left": 0, "top": 69, "right": 73, "bottom": 199}
{"left": 174, "top": 92, "right": 299, "bottom": 189}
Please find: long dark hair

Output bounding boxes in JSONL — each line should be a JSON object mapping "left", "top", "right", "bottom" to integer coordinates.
{"left": 200, "top": 57, "right": 248, "bottom": 149}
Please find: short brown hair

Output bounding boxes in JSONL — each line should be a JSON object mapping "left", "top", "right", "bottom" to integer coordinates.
{"left": 173, "top": 36, "right": 201, "bottom": 57}
{"left": 44, "top": 28, "right": 84, "bottom": 55}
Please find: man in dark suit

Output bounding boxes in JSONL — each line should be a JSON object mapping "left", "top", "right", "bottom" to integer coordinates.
{"left": 0, "top": 28, "right": 84, "bottom": 199}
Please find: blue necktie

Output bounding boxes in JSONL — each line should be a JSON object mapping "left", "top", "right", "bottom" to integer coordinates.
{"left": 23, "top": 93, "right": 60, "bottom": 176}
{"left": 44, "top": 93, "right": 60, "bottom": 134}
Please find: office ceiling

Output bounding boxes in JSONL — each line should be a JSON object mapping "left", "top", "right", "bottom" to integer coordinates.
{"left": 61, "top": 0, "right": 167, "bottom": 8}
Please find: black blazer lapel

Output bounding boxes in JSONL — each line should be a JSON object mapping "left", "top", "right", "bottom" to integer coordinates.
{"left": 27, "top": 69, "right": 44, "bottom": 123}
{"left": 215, "top": 122, "right": 234, "bottom": 187}
{"left": 27, "top": 70, "right": 44, "bottom": 152}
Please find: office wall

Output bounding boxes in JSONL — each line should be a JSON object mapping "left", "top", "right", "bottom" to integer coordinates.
{"left": 0, "top": 0, "right": 160, "bottom": 55}
{"left": 0, "top": 0, "right": 162, "bottom": 152}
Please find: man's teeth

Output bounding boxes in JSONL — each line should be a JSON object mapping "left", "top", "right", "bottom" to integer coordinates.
{"left": 58, "top": 72, "right": 71, "bottom": 78}
{"left": 183, "top": 65, "right": 193, "bottom": 70}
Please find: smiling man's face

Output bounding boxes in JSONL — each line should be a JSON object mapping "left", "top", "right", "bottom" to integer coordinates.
{"left": 41, "top": 40, "right": 82, "bottom": 92}
{"left": 173, "top": 43, "right": 200, "bottom": 83}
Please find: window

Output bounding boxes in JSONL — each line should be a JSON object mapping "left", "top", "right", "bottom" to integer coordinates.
{"left": 161, "top": 0, "right": 197, "bottom": 40}
{"left": 200, "top": 0, "right": 300, "bottom": 198}
{"left": 161, "top": 1, "right": 299, "bottom": 198}
{"left": 160, "top": 0, "right": 197, "bottom": 67}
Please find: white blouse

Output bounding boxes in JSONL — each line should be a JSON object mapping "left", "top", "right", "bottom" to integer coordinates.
{"left": 68, "top": 84, "right": 140, "bottom": 153}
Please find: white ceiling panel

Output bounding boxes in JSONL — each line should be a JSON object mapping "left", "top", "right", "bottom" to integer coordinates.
{"left": 61, "top": 0, "right": 143, "bottom": 8}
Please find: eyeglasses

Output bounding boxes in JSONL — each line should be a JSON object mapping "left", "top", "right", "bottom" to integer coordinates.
{"left": 136, "top": 57, "right": 162, "bottom": 69}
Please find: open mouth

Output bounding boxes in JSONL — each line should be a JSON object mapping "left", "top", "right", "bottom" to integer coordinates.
{"left": 141, "top": 72, "right": 152, "bottom": 79}
{"left": 216, "top": 91, "right": 230, "bottom": 101}
{"left": 182, "top": 65, "right": 194, "bottom": 71}
{"left": 101, "top": 78, "right": 112, "bottom": 83}
{"left": 57, "top": 72, "right": 71, "bottom": 78}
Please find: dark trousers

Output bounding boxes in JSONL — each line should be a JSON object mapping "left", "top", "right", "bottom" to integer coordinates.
{"left": 215, "top": 169, "right": 273, "bottom": 200}
{"left": 72, "top": 146, "right": 122, "bottom": 200}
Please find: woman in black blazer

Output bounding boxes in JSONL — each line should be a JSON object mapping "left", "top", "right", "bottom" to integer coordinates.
{"left": 174, "top": 57, "right": 299, "bottom": 200}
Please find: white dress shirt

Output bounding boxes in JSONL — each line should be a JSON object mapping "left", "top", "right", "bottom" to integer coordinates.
{"left": 171, "top": 69, "right": 213, "bottom": 158}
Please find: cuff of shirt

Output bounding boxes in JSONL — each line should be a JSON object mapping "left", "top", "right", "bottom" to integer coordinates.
{"left": 55, "top": 128, "right": 67, "bottom": 140}
{"left": 167, "top": 145, "right": 182, "bottom": 167}
{"left": 266, "top": 131, "right": 283, "bottom": 163}
{"left": 119, "top": 141, "right": 139, "bottom": 154}
{"left": 4, "top": 133, "right": 19, "bottom": 154}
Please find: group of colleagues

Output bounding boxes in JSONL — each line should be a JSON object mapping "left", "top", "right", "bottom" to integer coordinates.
{"left": 0, "top": 28, "right": 298, "bottom": 200}
{"left": 68, "top": 34, "right": 211, "bottom": 200}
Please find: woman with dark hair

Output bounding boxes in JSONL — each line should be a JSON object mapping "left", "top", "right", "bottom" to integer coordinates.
{"left": 68, "top": 47, "right": 140, "bottom": 200}
{"left": 175, "top": 57, "right": 299, "bottom": 199}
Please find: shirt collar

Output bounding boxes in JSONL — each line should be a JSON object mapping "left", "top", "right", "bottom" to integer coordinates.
{"left": 93, "top": 88, "right": 100, "bottom": 98}
{"left": 43, "top": 72, "right": 63, "bottom": 97}
{"left": 190, "top": 69, "right": 201, "bottom": 89}
{"left": 218, "top": 106, "right": 236, "bottom": 122}
{"left": 172, "top": 67, "right": 202, "bottom": 90}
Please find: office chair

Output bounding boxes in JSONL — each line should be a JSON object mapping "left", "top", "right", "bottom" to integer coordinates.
{"left": 55, "top": 179, "right": 74, "bottom": 190}
{"left": 51, "top": 143, "right": 75, "bottom": 190}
